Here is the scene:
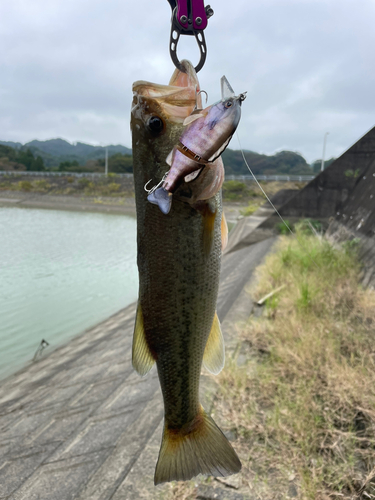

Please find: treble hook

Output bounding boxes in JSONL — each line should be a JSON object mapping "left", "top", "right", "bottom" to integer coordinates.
{"left": 191, "top": 87, "right": 208, "bottom": 113}
{"left": 167, "top": 0, "right": 214, "bottom": 73}
{"left": 144, "top": 171, "right": 170, "bottom": 195}
{"left": 197, "top": 89, "right": 208, "bottom": 103}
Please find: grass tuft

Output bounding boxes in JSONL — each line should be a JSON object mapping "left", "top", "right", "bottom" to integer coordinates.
{"left": 212, "top": 231, "right": 375, "bottom": 499}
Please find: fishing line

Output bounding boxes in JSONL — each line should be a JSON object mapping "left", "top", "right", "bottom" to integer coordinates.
{"left": 236, "top": 131, "right": 320, "bottom": 268}
{"left": 236, "top": 132, "right": 294, "bottom": 237}
{"left": 235, "top": 132, "right": 357, "bottom": 315}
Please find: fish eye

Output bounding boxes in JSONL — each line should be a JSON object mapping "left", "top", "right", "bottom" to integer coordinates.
{"left": 224, "top": 100, "right": 233, "bottom": 108}
{"left": 147, "top": 115, "right": 165, "bottom": 134}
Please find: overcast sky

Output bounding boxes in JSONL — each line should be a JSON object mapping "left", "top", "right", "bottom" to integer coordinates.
{"left": 1, "top": 0, "right": 374, "bottom": 162}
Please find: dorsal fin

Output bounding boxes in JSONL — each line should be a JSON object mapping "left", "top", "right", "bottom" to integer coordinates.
{"left": 203, "top": 312, "right": 225, "bottom": 375}
{"left": 132, "top": 304, "right": 156, "bottom": 376}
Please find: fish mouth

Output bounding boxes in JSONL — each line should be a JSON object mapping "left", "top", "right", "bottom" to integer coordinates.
{"left": 169, "top": 60, "right": 200, "bottom": 91}
{"left": 132, "top": 60, "right": 201, "bottom": 123}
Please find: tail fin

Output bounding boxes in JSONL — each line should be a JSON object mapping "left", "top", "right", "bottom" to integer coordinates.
{"left": 154, "top": 406, "right": 241, "bottom": 485}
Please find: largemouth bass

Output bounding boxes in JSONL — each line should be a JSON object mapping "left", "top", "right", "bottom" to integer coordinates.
{"left": 131, "top": 60, "right": 241, "bottom": 485}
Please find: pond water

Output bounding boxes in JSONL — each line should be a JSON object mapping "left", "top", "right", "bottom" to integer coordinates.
{"left": 0, "top": 207, "right": 138, "bottom": 380}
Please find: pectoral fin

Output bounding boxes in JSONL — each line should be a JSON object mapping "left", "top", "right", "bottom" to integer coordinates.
{"left": 132, "top": 304, "right": 155, "bottom": 376}
{"left": 221, "top": 212, "right": 228, "bottom": 252}
{"left": 202, "top": 204, "right": 217, "bottom": 256}
{"left": 203, "top": 312, "right": 225, "bottom": 375}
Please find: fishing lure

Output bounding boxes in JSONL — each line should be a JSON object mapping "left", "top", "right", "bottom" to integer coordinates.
{"left": 147, "top": 76, "right": 246, "bottom": 214}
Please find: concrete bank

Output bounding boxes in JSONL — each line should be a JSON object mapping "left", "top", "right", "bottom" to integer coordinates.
{"left": 0, "top": 217, "right": 277, "bottom": 500}
{"left": 0, "top": 191, "right": 136, "bottom": 216}
{"left": 0, "top": 191, "right": 247, "bottom": 224}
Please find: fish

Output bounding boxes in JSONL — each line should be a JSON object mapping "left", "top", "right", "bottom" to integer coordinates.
{"left": 147, "top": 76, "right": 246, "bottom": 215}
{"left": 131, "top": 59, "right": 241, "bottom": 485}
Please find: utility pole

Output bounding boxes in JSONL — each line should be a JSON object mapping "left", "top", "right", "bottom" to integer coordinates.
{"left": 105, "top": 147, "right": 108, "bottom": 176}
{"left": 321, "top": 132, "right": 329, "bottom": 172}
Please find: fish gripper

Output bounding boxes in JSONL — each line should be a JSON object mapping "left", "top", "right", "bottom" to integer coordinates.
{"left": 167, "top": 0, "right": 214, "bottom": 73}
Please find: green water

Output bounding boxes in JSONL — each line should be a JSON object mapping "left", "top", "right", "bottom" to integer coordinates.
{"left": 0, "top": 207, "right": 138, "bottom": 380}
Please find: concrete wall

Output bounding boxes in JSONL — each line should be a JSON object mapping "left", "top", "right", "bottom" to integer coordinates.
{"left": 277, "top": 126, "right": 375, "bottom": 220}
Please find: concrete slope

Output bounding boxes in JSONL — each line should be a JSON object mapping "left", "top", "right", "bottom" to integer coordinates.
{"left": 225, "top": 189, "right": 296, "bottom": 254}
{"left": 275, "top": 126, "right": 375, "bottom": 221}
{"left": 0, "top": 238, "right": 276, "bottom": 500}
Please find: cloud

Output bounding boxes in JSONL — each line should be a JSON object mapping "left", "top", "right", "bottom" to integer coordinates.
{"left": 0, "top": 0, "right": 374, "bottom": 162}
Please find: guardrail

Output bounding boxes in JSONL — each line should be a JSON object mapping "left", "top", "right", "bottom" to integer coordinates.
{"left": 225, "top": 174, "right": 314, "bottom": 182}
{"left": 0, "top": 171, "right": 134, "bottom": 178}
{"left": 0, "top": 171, "right": 315, "bottom": 182}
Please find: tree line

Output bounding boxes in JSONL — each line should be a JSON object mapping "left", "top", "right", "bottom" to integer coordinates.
{"left": 0, "top": 143, "right": 335, "bottom": 176}
{"left": 0, "top": 145, "right": 133, "bottom": 174}
{"left": 0, "top": 145, "right": 45, "bottom": 171}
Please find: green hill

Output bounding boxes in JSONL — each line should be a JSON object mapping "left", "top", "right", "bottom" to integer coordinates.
{"left": 0, "top": 139, "right": 132, "bottom": 169}
{"left": 222, "top": 149, "right": 313, "bottom": 176}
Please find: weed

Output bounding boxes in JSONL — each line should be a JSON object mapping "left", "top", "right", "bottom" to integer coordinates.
{"left": 296, "top": 281, "right": 311, "bottom": 309}
{"left": 107, "top": 182, "right": 120, "bottom": 193}
{"left": 33, "top": 179, "right": 51, "bottom": 191}
{"left": 345, "top": 169, "right": 360, "bottom": 178}
{"left": 77, "top": 177, "right": 90, "bottom": 189}
{"left": 295, "top": 218, "right": 322, "bottom": 235}
{"left": 275, "top": 219, "right": 292, "bottom": 234}
{"left": 342, "top": 238, "right": 361, "bottom": 256}
{"left": 222, "top": 180, "right": 249, "bottom": 201}
{"left": 265, "top": 294, "right": 279, "bottom": 318}
{"left": 209, "top": 231, "right": 375, "bottom": 499}
{"left": 240, "top": 202, "right": 262, "bottom": 216}
{"left": 17, "top": 180, "right": 32, "bottom": 191}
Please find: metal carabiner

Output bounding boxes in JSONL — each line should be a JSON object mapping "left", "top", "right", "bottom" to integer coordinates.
{"left": 166, "top": 0, "right": 214, "bottom": 73}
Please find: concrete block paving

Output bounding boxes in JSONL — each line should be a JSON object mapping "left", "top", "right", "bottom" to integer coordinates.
{"left": 0, "top": 238, "right": 276, "bottom": 499}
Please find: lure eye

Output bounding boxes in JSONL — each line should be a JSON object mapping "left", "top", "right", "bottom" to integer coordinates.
{"left": 224, "top": 100, "right": 233, "bottom": 108}
{"left": 148, "top": 115, "right": 165, "bottom": 134}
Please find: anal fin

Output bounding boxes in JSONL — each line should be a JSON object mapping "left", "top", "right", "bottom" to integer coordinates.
{"left": 203, "top": 312, "right": 225, "bottom": 375}
{"left": 132, "top": 304, "right": 155, "bottom": 376}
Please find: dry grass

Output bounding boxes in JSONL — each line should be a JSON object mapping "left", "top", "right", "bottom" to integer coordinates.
{"left": 212, "top": 231, "right": 375, "bottom": 499}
